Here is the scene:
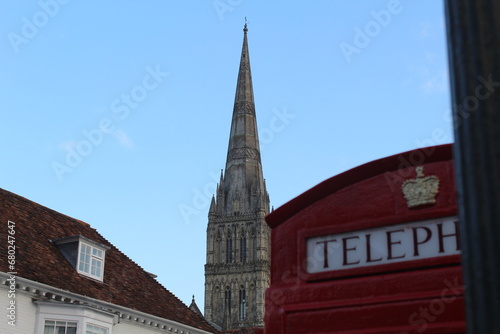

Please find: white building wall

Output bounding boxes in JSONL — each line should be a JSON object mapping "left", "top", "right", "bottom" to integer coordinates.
{"left": 112, "top": 319, "right": 208, "bottom": 334}
{"left": 0, "top": 284, "right": 37, "bottom": 334}
{"left": 112, "top": 321, "right": 144, "bottom": 334}
{"left": 113, "top": 320, "right": 171, "bottom": 334}
{"left": 1, "top": 278, "right": 210, "bottom": 334}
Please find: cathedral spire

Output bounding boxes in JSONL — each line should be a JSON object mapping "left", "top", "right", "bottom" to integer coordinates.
{"left": 205, "top": 24, "right": 270, "bottom": 331}
{"left": 233, "top": 21, "right": 253, "bottom": 108}
{"left": 216, "top": 22, "right": 268, "bottom": 216}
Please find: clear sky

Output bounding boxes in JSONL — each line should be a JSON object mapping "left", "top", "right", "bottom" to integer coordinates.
{"left": 0, "top": 1, "right": 452, "bottom": 307}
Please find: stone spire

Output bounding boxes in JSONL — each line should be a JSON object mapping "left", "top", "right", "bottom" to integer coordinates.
{"left": 216, "top": 23, "right": 269, "bottom": 216}
{"left": 204, "top": 23, "right": 271, "bottom": 331}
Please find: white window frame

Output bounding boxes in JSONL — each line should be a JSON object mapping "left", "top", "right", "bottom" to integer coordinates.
{"left": 85, "top": 322, "right": 109, "bottom": 334}
{"left": 35, "top": 302, "right": 114, "bottom": 334}
{"left": 77, "top": 241, "right": 106, "bottom": 281}
{"left": 43, "top": 319, "right": 78, "bottom": 334}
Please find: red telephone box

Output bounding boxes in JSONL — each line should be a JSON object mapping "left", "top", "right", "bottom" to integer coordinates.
{"left": 264, "top": 144, "right": 465, "bottom": 333}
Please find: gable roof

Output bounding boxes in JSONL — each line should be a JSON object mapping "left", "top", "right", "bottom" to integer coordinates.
{"left": 189, "top": 296, "right": 203, "bottom": 317}
{"left": 0, "top": 188, "right": 218, "bottom": 333}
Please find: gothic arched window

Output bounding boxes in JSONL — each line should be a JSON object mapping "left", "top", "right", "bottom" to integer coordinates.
{"left": 239, "top": 287, "right": 247, "bottom": 320}
{"left": 225, "top": 287, "right": 232, "bottom": 323}
{"left": 240, "top": 236, "right": 247, "bottom": 263}
{"left": 215, "top": 230, "right": 222, "bottom": 263}
{"left": 226, "top": 238, "right": 233, "bottom": 263}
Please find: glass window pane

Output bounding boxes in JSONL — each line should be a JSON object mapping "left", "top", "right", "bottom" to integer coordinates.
{"left": 79, "top": 244, "right": 93, "bottom": 274}
{"left": 56, "top": 321, "right": 67, "bottom": 334}
{"left": 79, "top": 243, "right": 105, "bottom": 279}
{"left": 91, "top": 259, "right": 102, "bottom": 277}
{"left": 95, "top": 261, "right": 102, "bottom": 276}
{"left": 44, "top": 320, "right": 55, "bottom": 334}
{"left": 86, "top": 324, "right": 108, "bottom": 334}
{"left": 92, "top": 248, "right": 103, "bottom": 258}
{"left": 46, "top": 320, "right": 77, "bottom": 334}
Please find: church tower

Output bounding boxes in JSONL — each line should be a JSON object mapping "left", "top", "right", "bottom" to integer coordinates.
{"left": 204, "top": 23, "right": 271, "bottom": 330}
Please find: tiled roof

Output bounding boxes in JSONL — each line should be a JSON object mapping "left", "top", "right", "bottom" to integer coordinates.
{"left": 0, "top": 188, "right": 218, "bottom": 333}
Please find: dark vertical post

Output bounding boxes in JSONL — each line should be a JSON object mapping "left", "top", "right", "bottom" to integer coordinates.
{"left": 445, "top": 1, "right": 500, "bottom": 332}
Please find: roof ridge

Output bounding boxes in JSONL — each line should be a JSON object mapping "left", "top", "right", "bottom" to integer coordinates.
{"left": 0, "top": 187, "right": 93, "bottom": 228}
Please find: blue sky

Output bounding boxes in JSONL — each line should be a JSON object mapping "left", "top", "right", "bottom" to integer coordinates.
{"left": 0, "top": 1, "right": 452, "bottom": 307}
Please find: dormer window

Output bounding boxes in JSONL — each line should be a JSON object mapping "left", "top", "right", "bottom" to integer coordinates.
{"left": 53, "top": 235, "right": 109, "bottom": 282}
{"left": 78, "top": 242, "right": 105, "bottom": 280}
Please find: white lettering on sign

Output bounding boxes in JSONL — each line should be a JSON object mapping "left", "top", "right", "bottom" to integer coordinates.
{"left": 306, "top": 217, "right": 460, "bottom": 273}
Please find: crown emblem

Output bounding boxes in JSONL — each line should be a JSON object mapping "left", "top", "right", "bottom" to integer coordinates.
{"left": 402, "top": 166, "right": 440, "bottom": 208}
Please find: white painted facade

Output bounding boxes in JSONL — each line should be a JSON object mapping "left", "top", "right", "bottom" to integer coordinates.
{"left": 1, "top": 273, "right": 212, "bottom": 334}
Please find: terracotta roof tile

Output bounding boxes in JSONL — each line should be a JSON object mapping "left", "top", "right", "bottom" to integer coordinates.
{"left": 0, "top": 188, "right": 218, "bottom": 333}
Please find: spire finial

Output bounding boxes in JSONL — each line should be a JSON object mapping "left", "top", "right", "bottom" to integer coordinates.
{"left": 244, "top": 17, "right": 248, "bottom": 33}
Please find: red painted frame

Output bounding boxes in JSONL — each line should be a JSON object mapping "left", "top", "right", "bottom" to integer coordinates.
{"left": 264, "top": 144, "right": 465, "bottom": 334}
